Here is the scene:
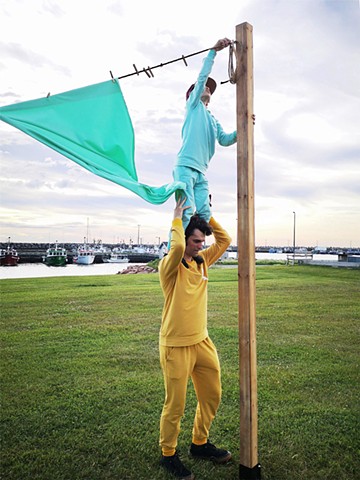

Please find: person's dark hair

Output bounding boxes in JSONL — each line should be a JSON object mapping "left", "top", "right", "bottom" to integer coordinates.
{"left": 185, "top": 214, "right": 212, "bottom": 241}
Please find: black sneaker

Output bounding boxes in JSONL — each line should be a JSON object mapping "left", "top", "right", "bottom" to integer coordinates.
{"left": 160, "top": 452, "right": 195, "bottom": 479}
{"left": 189, "top": 441, "right": 232, "bottom": 464}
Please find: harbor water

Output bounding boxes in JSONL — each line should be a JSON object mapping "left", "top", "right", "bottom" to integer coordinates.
{"left": 0, "top": 253, "right": 347, "bottom": 280}
{"left": 0, "top": 262, "right": 144, "bottom": 280}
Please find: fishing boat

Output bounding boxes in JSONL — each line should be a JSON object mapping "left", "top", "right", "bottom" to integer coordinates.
{"left": 43, "top": 241, "right": 67, "bottom": 267}
{"left": 91, "top": 239, "right": 111, "bottom": 263}
{"left": 73, "top": 238, "right": 95, "bottom": 265}
{"left": 104, "top": 252, "right": 129, "bottom": 263}
{"left": 0, "top": 237, "right": 20, "bottom": 266}
{"left": 91, "top": 240, "right": 110, "bottom": 255}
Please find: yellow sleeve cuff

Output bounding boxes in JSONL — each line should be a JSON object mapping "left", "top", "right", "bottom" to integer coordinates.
{"left": 172, "top": 218, "right": 183, "bottom": 228}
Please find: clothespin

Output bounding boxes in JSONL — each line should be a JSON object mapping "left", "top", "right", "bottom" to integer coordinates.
{"left": 147, "top": 66, "right": 154, "bottom": 78}
{"left": 182, "top": 55, "right": 188, "bottom": 67}
{"left": 133, "top": 64, "right": 139, "bottom": 75}
{"left": 109, "top": 70, "right": 115, "bottom": 83}
{"left": 46, "top": 92, "right": 51, "bottom": 98}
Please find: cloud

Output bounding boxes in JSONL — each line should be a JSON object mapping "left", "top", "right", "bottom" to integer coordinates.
{"left": 107, "top": 2, "right": 124, "bottom": 16}
{"left": 0, "top": 41, "right": 71, "bottom": 76}
{"left": 42, "top": 0, "right": 65, "bottom": 17}
{"left": 0, "top": 91, "right": 21, "bottom": 99}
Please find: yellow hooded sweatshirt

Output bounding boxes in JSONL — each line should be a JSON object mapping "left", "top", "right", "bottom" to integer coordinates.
{"left": 159, "top": 217, "right": 231, "bottom": 347}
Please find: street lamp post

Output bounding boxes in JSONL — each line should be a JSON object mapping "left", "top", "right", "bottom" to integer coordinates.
{"left": 137, "top": 225, "right": 140, "bottom": 246}
{"left": 293, "top": 211, "right": 296, "bottom": 264}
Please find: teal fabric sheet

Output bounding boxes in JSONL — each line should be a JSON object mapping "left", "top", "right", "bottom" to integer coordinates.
{"left": 0, "top": 80, "right": 185, "bottom": 204}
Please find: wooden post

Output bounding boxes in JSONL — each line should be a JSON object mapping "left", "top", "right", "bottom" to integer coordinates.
{"left": 236, "top": 22, "right": 261, "bottom": 479}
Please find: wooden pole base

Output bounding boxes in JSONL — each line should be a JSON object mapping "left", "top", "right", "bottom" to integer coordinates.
{"left": 239, "top": 463, "right": 261, "bottom": 479}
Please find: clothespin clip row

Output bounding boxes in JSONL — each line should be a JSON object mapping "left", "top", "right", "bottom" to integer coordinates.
{"left": 145, "top": 66, "right": 154, "bottom": 78}
{"left": 132, "top": 64, "right": 154, "bottom": 79}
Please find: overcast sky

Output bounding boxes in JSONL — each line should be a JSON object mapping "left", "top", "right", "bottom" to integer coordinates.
{"left": 1, "top": 0, "right": 359, "bottom": 247}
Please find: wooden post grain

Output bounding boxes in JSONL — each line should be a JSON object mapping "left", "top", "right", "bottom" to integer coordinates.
{"left": 236, "top": 22, "right": 261, "bottom": 479}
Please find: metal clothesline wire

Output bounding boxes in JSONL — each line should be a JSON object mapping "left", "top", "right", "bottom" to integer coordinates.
{"left": 115, "top": 47, "right": 211, "bottom": 81}
{"left": 45, "top": 44, "right": 235, "bottom": 107}
{"left": 112, "top": 42, "right": 236, "bottom": 82}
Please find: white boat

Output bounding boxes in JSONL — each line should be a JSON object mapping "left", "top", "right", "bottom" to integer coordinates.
{"left": 73, "top": 238, "right": 95, "bottom": 265}
{"left": 91, "top": 240, "right": 111, "bottom": 255}
{"left": 105, "top": 253, "right": 129, "bottom": 263}
{"left": 73, "top": 249, "right": 95, "bottom": 265}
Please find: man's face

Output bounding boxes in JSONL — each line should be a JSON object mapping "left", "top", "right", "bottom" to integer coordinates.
{"left": 201, "top": 86, "right": 211, "bottom": 104}
{"left": 185, "top": 229, "right": 205, "bottom": 258}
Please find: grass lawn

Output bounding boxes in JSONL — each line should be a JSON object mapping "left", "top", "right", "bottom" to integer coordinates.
{"left": 1, "top": 265, "right": 359, "bottom": 479}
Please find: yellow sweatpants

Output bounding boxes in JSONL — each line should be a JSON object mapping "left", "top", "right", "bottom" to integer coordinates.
{"left": 159, "top": 337, "right": 221, "bottom": 456}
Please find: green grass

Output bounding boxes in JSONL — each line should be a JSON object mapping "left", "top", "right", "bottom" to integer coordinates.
{"left": 1, "top": 266, "right": 359, "bottom": 479}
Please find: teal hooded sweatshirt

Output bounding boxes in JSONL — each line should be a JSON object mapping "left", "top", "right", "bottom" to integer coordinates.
{"left": 175, "top": 49, "right": 237, "bottom": 175}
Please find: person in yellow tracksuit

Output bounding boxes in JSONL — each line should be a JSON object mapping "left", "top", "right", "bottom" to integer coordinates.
{"left": 159, "top": 197, "right": 232, "bottom": 480}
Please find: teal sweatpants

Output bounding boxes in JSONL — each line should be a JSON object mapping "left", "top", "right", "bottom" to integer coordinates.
{"left": 173, "top": 165, "right": 212, "bottom": 231}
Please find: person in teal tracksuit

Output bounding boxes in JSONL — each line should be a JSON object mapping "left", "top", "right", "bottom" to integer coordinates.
{"left": 173, "top": 38, "right": 237, "bottom": 232}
